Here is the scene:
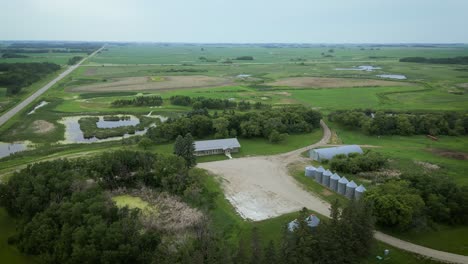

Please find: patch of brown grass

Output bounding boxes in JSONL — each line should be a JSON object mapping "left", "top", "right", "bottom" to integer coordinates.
{"left": 31, "top": 120, "right": 55, "bottom": 134}
{"left": 68, "top": 75, "right": 235, "bottom": 93}
{"left": 430, "top": 148, "right": 468, "bottom": 160}
{"left": 268, "top": 77, "right": 413, "bottom": 88}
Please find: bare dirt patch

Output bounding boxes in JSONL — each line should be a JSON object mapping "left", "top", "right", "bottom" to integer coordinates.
{"left": 68, "top": 75, "right": 235, "bottom": 93}
{"left": 31, "top": 120, "right": 55, "bottom": 134}
{"left": 268, "top": 77, "right": 413, "bottom": 88}
{"left": 198, "top": 156, "right": 330, "bottom": 221}
{"left": 431, "top": 148, "right": 468, "bottom": 160}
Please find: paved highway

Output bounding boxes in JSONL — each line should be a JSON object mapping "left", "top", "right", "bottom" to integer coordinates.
{"left": 0, "top": 46, "right": 104, "bottom": 128}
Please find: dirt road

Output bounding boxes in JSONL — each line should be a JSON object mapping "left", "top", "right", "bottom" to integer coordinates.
{"left": 0, "top": 46, "right": 105, "bottom": 128}
{"left": 199, "top": 120, "right": 468, "bottom": 263}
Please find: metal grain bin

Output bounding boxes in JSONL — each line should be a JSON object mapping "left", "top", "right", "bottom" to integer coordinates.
{"left": 330, "top": 173, "right": 341, "bottom": 192}
{"left": 354, "top": 184, "right": 367, "bottom": 200}
{"left": 337, "top": 176, "right": 349, "bottom": 195}
{"left": 345, "top": 180, "right": 358, "bottom": 199}
{"left": 305, "top": 166, "right": 316, "bottom": 177}
{"left": 315, "top": 166, "right": 325, "bottom": 183}
{"left": 322, "top": 170, "right": 332, "bottom": 187}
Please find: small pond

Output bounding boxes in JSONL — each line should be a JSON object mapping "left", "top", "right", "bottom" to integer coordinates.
{"left": 376, "top": 74, "right": 407, "bottom": 80}
{"left": 59, "top": 115, "right": 166, "bottom": 144}
{"left": 335, "top": 65, "right": 381, "bottom": 72}
{"left": 96, "top": 116, "right": 140, "bottom": 128}
{"left": 0, "top": 142, "right": 29, "bottom": 159}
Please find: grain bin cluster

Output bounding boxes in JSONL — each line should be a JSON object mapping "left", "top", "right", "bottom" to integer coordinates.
{"left": 304, "top": 166, "right": 366, "bottom": 200}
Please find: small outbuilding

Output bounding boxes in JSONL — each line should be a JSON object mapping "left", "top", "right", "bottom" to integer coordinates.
{"left": 305, "top": 166, "right": 316, "bottom": 177}
{"left": 330, "top": 173, "right": 341, "bottom": 191}
{"left": 194, "top": 138, "right": 241, "bottom": 156}
{"left": 315, "top": 166, "right": 325, "bottom": 183}
{"left": 354, "top": 184, "right": 367, "bottom": 200}
{"left": 337, "top": 176, "right": 349, "bottom": 195}
{"left": 345, "top": 180, "right": 358, "bottom": 199}
{"left": 309, "top": 145, "right": 363, "bottom": 161}
{"left": 322, "top": 170, "right": 332, "bottom": 187}
{"left": 288, "top": 214, "right": 321, "bottom": 232}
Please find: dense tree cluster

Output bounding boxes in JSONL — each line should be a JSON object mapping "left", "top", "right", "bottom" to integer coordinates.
{"left": 169, "top": 95, "right": 269, "bottom": 111}
{"left": 67, "top": 56, "right": 83, "bottom": 65}
{"left": 111, "top": 96, "right": 163, "bottom": 107}
{"left": 400, "top": 56, "right": 468, "bottom": 65}
{"left": 1, "top": 53, "right": 29, "bottom": 58}
{"left": 365, "top": 174, "right": 468, "bottom": 230}
{"left": 330, "top": 151, "right": 387, "bottom": 174}
{"left": 4, "top": 42, "right": 101, "bottom": 54}
{"left": 0, "top": 62, "right": 61, "bottom": 95}
{"left": 0, "top": 150, "right": 215, "bottom": 263}
{"left": 147, "top": 106, "right": 321, "bottom": 143}
{"left": 329, "top": 110, "right": 468, "bottom": 136}
{"left": 234, "top": 201, "right": 374, "bottom": 264}
{"left": 235, "top": 56, "right": 254, "bottom": 60}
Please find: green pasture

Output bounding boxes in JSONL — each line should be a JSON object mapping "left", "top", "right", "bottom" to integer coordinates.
{"left": 89, "top": 44, "right": 468, "bottom": 65}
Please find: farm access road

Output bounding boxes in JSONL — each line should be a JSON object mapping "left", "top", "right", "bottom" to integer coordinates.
{"left": 0, "top": 46, "right": 105, "bottom": 128}
{"left": 199, "top": 120, "right": 468, "bottom": 264}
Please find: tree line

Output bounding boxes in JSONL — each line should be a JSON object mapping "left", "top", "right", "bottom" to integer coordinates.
{"left": 0, "top": 62, "right": 61, "bottom": 95}
{"left": 400, "top": 56, "right": 468, "bottom": 65}
{"left": 67, "top": 56, "right": 83, "bottom": 65}
{"left": 147, "top": 106, "right": 321, "bottom": 143}
{"left": 170, "top": 95, "right": 269, "bottom": 111}
{"left": 329, "top": 151, "right": 387, "bottom": 174}
{"left": 329, "top": 110, "right": 468, "bottom": 136}
{"left": 364, "top": 173, "right": 468, "bottom": 230}
{"left": 112, "top": 96, "right": 163, "bottom": 107}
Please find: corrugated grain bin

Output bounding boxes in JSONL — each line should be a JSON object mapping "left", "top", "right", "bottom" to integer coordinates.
{"left": 315, "top": 166, "right": 325, "bottom": 183}
{"left": 345, "top": 180, "right": 358, "bottom": 199}
{"left": 322, "top": 170, "right": 332, "bottom": 187}
{"left": 305, "top": 166, "right": 316, "bottom": 177}
{"left": 354, "top": 184, "right": 367, "bottom": 200}
{"left": 330, "top": 173, "right": 341, "bottom": 191}
{"left": 337, "top": 176, "right": 349, "bottom": 195}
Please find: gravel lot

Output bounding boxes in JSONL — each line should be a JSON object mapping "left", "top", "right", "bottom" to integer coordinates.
{"left": 198, "top": 155, "right": 330, "bottom": 221}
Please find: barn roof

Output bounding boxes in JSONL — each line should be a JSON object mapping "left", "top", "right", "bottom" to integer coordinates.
{"left": 311, "top": 145, "right": 363, "bottom": 160}
{"left": 194, "top": 138, "right": 240, "bottom": 151}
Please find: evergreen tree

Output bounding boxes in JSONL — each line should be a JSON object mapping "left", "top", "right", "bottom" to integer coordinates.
{"left": 183, "top": 133, "right": 197, "bottom": 168}
{"left": 263, "top": 240, "right": 277, "bottom": 264}
{"left": 250, "top": 227, "right": 263, "bottom": 264}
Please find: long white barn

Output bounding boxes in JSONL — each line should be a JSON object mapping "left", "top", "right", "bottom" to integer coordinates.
{"left": 194, "top": 138, "right": 241, "bottom": 156}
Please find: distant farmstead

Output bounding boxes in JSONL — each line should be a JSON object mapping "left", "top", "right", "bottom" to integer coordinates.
{"left": 194, "top": 138, "right": 241, "bottom": 156}
{"left": 309, "top": 145, "right": 363, "bottom": 161}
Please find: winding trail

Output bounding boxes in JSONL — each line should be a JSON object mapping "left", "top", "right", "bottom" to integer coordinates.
{"left": 0, "top": 46, "right": 105, "bottom": 128}
{"left": 201, "top": 120, "right": 468, "bottom": 263}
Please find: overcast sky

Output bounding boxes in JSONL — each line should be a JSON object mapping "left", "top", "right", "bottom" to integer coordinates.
{"left": 1, "top": 0, "right": 467, "bottom": 43}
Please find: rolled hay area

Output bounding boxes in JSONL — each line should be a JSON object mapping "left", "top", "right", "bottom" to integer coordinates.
{"left": 68, "top": 75, "right": 235, "bottom": 93}
{"left": 267, "top": 77, "right": 413, "bottom": 88}
{"left": 198, "top": 156, "right": 330, "bottom": 221}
